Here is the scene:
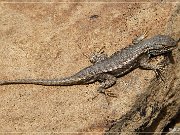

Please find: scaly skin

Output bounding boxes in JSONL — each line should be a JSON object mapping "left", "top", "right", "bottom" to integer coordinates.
{"left": 0, "top": 35, "right": 179, "bottom": 94}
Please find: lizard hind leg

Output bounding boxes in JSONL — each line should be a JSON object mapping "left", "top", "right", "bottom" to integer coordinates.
{"left": 91, "top": 74, "right": 117, "bottom": 104}
{"left": 97, "top": 74, "right": 117, "bottom": 97}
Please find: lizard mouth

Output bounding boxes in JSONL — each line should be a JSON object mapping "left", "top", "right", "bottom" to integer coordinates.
{"left": 149, "top": 46, "right": 176, "bottom": 57}
{"left": 166, "top": 47, "right": 176, "bottom": 51}
{"left": 161, "top": 47, "right": 176, "bottom": 53}
{"left": 161, "top": 43, "right": 177, "bottom": 52}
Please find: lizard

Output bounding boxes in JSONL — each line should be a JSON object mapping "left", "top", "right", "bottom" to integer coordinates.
{"left": 0, "top": 34, "right": 179, "bottom": 95}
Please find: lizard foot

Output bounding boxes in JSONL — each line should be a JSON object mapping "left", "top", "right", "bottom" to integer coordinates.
{"left": 105, "top": 89, "right": 118, "bottom": 98}
{"left": 91, "top": 87, "right": 111, "bottom": 105}
{"left": 91, "top": 87, "right": 105, "bottom": 101}
{"left": 91, "top": 87, "right": 117, "bottom": 105}
{"left": 132, "top": 30, "right": 148, "bottom": 44}
{"left": 153, "top": 68, "right": 165, "bottom": 82}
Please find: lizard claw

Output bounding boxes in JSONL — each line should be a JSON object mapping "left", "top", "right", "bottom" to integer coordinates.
{"left": 105, "top": 90, "right": 118, "bottom": 98}
{"left": 154, "top": 68, "right": 165, "bottom": 82}
{"left": 97, "top": 86, "right": 117, "bottom": 98}
{"left": 91, "top": 93, "right": 100, "bottom": 101}
{"left": 157, "top": 64, "right": 165, "bottom": 70}
{"left": 97, "top": 46, "right": 105, "bottom": 54}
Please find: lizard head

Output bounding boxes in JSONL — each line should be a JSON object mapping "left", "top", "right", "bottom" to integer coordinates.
{"left": 147, "top": 35, "right": 179, "bottom": 56}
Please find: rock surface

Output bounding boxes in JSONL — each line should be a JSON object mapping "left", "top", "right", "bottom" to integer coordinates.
{"left": 0, "top": 1, "right": 179, "bottom": 134}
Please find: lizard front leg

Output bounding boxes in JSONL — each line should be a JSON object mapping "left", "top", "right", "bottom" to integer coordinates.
{"left": 90, "top": 53, "right": 108, "bottom": 64}
{"left": 132, "top": 31, "right": 148, "bottom": 44}
{"left": 89, "top": 46, "right": 108, "bottom": 64}
{"left": 139, "top": 55, "right": 165, "bottom": 82}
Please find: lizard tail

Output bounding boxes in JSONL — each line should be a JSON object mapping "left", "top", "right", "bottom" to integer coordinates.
{"left": 0, "top": 75, "right": 87, "bottom": 86}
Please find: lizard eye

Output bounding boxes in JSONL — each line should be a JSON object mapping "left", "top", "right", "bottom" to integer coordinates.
{"left": 148, "top": 53, "right": 154, "bottom": 58}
